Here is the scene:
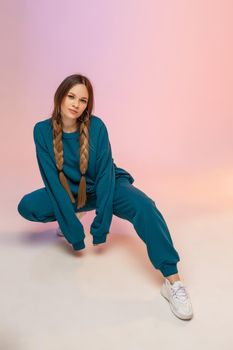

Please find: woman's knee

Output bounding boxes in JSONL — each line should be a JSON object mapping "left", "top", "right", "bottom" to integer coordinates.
{"left": 17, "top": 194, "right": 32, "bottom": 220}
{"left": 18, "top": 187, "right": 56, "bottom": 222}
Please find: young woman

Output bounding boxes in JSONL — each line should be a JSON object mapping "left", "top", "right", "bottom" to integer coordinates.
{"left": 17, "top": 73, "right": 193, "bottom": 320}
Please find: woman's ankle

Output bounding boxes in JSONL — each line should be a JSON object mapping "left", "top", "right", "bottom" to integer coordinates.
{"left": 165, "top": 273, "right": 181, "bottom": 284}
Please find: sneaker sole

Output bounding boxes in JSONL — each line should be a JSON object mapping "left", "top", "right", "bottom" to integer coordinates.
{"left": 57, "top": 231, "right": 64, "bottom": 237}
{"left": 160, "top": 284, "right": 193, "bottom": 320}
{"left": 56, "top": 227, "right": 64, "bottom": 237}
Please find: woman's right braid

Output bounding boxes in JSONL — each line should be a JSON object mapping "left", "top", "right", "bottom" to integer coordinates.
{"left": 52, "top": 118, "right": 76, "bottom": 203}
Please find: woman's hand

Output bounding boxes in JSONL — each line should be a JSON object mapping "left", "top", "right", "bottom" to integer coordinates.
{"left": 93, "top": 242, "right": 106, "bottom": 254}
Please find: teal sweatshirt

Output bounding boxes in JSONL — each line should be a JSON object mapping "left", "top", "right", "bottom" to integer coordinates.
{"left": 33, "top": 115, "right": 134, "bottom": 251}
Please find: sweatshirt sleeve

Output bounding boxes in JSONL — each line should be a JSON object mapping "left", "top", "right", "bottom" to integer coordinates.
{"left": 90, "top": 122, "right": 115, "bottom": 245}
{"left": 33, "top": 123, "right": 86, "bottom": 251}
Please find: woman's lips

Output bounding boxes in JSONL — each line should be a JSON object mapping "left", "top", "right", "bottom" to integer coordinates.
{"left": 69, "top": 109, "right": 78, "bottom": 114}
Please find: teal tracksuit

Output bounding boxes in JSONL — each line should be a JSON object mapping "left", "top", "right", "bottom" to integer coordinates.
{"left": 17, "top": 115, "right": 180, "bottom": 277}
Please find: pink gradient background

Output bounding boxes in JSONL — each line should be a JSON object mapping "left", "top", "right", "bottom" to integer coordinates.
{"left": 1, "top": 0, "right": 232, "bottom": 232}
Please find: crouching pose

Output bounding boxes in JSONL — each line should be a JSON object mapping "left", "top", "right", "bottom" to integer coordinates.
{"left": 17, "top": 73, "right": 193, "bottom": 320}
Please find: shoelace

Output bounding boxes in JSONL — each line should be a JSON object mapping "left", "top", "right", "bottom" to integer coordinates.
{"left": 171, "top": 284, "right": 188, "bottom": 302}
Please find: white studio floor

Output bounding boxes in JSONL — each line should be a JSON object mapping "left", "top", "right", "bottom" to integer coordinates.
{"left": 0, "top": 206, "right": 233, "bottom": 350}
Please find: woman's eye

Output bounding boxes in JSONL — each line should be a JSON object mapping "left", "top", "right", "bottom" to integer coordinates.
{"left": 68, "top": 95, "right": 87, "bottom": 103}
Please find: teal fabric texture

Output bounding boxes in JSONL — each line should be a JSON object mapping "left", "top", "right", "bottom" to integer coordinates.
{"left": 25, "top": 115, "right": 134, "bottom": 249}
{"left": 17, "top": 115, "right": 180, "bottom": 277}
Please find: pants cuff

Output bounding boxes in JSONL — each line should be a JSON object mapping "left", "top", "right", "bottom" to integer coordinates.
{"left": 159, "top": 262, "right": 178, "bottom": 277}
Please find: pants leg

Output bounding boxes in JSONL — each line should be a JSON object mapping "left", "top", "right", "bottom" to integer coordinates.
{"left": 17, "top": 187, "right": 57, "bottom": 222}
{"left": 17, "top": 181, "right": 181, "bottom": 277}
{"left": 113, "top": 178, "right": 180, "bottom": 277}
{"left": 17, "top": 187, "right": 97, "bottom": 222}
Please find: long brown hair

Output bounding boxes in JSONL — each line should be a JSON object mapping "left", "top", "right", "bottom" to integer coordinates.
{"left": 50, "top": 73, "right": 94, "bottom": 209}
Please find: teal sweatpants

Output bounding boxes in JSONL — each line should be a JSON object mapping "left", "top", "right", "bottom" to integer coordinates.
{"left": 17, "top": 178, "right": 180, "bottom": 277}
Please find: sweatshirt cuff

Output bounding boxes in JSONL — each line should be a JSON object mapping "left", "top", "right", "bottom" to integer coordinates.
{"left": 72, "top": 240, "right": 85, "bottom": 251}
{"left": 92, "top": 234, "right": 107, "bottom": 245}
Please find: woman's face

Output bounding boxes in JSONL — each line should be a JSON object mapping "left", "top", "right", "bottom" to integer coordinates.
{"left": 60, "top": 83, "right": 89, "bottom": 122}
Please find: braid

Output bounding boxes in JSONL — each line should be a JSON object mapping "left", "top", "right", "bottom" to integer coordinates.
{"left": 52, "top": 110, "right": 90, "bottom": 210}
{"left": 52, "top": 118, "right": 76, "bottom": 203}
{"left": 77, "top": 110, "right": 90, "bottom": 209}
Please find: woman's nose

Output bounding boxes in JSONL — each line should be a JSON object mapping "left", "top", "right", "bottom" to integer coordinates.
{"left": 73, "top": 99, "right": 80, "bottom": 107}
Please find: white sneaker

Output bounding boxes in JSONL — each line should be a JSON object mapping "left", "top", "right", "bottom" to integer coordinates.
{"left": 56, "top": 226, "right": 64, "bottom": 237}
{"left": 56, "top": 212, "right": 87, "bottom": 237}
{"left": 160, "top": 278, "right": 193, "bottom": 320}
